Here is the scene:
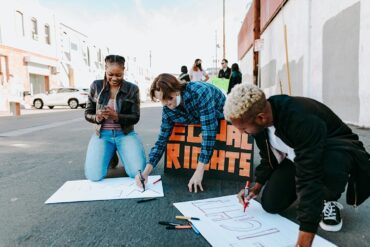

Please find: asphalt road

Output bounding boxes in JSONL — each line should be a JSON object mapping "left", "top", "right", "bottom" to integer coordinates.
{"left": 0, "top": 107, "right": 369, "bottom": 247}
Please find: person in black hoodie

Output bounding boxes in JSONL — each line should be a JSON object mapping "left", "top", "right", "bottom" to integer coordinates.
{"left": 224, "top": 84, "right": 370, "bottom": 247}
{"left": 178, "top": 65, "right": 190, "bottom": 82}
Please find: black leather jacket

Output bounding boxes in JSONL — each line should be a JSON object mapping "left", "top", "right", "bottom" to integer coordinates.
{"left": 85, "top": 79, "right": 141, "bottom": 135}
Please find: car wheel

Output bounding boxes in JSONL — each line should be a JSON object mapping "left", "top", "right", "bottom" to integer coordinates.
{"left": 68, "top": 99, "right": 79, "bottom": 109}
{"left": 34, "top": 99, "right": 43, "bottom": 109}
{"left": 48, "top": 106, "right": 54, "bottom": 109}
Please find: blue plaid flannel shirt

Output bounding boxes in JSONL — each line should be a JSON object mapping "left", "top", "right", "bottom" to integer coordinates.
{"left": 149, "top": 82, "right": 225, "bottom": 167}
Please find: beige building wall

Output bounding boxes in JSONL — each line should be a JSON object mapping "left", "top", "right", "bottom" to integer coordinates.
{"left": 0, "top": 1, "right": 59, "bottom": 111}
{"left": 238, "top": 0, "right": 370, "bottom": 127}
{"left": 0, "top": 0, "right": 111, "bottom": 111}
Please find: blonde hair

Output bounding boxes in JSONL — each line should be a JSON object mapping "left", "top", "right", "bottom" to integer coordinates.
{"left": 224, "top": 84, "right": 267, "bottom": 121}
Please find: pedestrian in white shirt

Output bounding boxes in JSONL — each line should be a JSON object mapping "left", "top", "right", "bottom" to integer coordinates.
{"left": 189, "top": 58, "right": 209, "bottom": 82}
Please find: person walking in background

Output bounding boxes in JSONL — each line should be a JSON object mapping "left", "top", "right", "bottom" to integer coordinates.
{"left": 218, "top": 59, "right": 231, "bottom": 79}
{"left": 178, "top": 65, "right": 190, "bottom": 83}
{"left": 227, "top": 63, "right": 242, "bottom": 94}
{"left": 84, "top": 55, "right": 146, "bottom": 181}
{"left": 189, "top": 58, "right": 209, "bottom": 82}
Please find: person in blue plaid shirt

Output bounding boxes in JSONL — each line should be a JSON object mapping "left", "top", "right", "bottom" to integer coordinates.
{"left": 135, "top": 73, "right": 226, "bottom": 192}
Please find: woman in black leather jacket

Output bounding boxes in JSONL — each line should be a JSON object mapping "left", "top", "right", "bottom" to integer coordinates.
{"left": 84, "top": 55, "right": 146, "bottom": 181}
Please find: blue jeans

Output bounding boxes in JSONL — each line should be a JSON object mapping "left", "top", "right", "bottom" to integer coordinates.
{"left": 84, "top": 130, "right": 146, "bottom": 181}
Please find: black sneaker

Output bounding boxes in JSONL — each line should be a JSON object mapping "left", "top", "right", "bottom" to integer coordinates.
{"left": 319, "top": 201, "right": 343, "bottom": 232}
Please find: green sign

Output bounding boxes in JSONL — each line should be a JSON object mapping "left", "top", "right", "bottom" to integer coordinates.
{"left": 210, "top": 77, "right": 229, "bottom": 94}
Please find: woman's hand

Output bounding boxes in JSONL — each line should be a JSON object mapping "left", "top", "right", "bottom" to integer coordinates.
{"left": 135, "top": 173, "right": 148, "bottom": 189}
{"left": 101, "top": 106, "right": 118, "bottom": 121}
{"left": 135, "top": 164, "right": 153, "bottom": 188}
{"left": 96, "top": 110, "right": 105, "bottom": 123}
{"left": 188, "top": 163, "right": 205, "bottom": 193}
{"left": 237, "top": 182, "right": 262, "bottom": 205}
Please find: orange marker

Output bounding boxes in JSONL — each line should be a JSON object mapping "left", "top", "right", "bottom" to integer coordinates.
{"left": 176, "top": 216, "right": 200, "bottom": 220}
{"left": 166, "top": 225, "right": 192, "bottom": 230}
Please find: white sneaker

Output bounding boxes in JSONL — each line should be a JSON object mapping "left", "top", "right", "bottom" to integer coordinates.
{"left": 319, "top": 201, "right": 343, "bottom": 232}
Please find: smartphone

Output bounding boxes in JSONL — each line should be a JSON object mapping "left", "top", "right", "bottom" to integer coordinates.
{"left": 98, "top": 105, "right": 108, "bottom": 114}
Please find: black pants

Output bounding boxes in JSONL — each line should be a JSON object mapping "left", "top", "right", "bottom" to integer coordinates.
{"left": 261, "top": 150, "right": 352, "bottom": 213}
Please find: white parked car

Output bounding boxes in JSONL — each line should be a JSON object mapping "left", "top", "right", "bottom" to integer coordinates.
{"left": 31, "top": 88, "right": 89, "bottom": 109}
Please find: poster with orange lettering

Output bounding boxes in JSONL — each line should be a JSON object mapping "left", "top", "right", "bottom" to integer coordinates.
{"left": 165, "top": 120, "right": 254, "bottom": 181}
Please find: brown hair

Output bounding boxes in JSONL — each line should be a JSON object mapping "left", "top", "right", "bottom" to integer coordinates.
{"left": 192, "top": 58, "right": 202, "bottom": 72}
{"left": 150, "top": 73, "right": 187, "bottom": 101}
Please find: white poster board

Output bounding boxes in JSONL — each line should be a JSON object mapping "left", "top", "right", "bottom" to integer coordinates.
{"left": 174, "top": 195, "right": 336, "bottom": 247}
{"left": 45, "top": 175, "right": 163, "bottom": 204}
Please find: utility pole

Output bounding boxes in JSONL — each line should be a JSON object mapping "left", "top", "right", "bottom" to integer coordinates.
{"left": 215, "top": 30, "right": 218, "bottom": 70}
{"left": 222, "top": 0, "right": 226, "bottom": 59}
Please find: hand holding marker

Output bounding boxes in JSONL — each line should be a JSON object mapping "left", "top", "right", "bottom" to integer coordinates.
{"left": 138, "top": 170, "right": 145, "bottom": 192}
{"left": 244, "top": 181, "right": 251, "bottom": 212}
{"left": 136, "top": 177, "right": 161, "bottom": 203}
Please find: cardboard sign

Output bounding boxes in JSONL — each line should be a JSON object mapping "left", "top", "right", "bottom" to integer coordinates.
{"left": 165, "top": 120, "right": 254, "bottom": 181}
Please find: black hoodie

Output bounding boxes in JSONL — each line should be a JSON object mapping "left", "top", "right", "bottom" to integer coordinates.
{"left": 254, "top": 95, "right": 370, "bottom": 233}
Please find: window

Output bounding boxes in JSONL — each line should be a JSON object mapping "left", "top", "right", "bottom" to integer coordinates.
{"left": 87, "top": 47, "right": 91, "bottom": 66}
{"left": 71, "top": 42, "right": 78, "bottom": 51}
{"left": 97, "top": 49, "right": 102, "bottom": 63}
{"left": 44, "top": 24, "right": 50, "bottom": 44}
{"left": 82, "top": 41, "right": 87, "bottom": 56}
{"left": 31, "top": 18, "right": 38, "bottom": 40}
{"left": 15, "top": 11, "right": 25, "bottom": 36}
{"left": 0, "top": 55, "right": 9, "bottom": 85}
{"left": 48, "top": 89, "right": 58, "bottom": 94}
{"left": 59, "top": 88, "right": 78, "bottom": 93}
{"left": 61, "top": 31, "right": 70, "bottom": 53}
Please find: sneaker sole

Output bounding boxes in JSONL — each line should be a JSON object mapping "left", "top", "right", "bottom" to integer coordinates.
{"left": 319, "top": 220, "right": 343, "bottom": 232}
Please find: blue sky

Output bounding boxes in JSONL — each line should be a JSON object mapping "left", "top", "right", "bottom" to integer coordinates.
{"left": 39, "top": 0, "right": 250, "bottom": 74}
